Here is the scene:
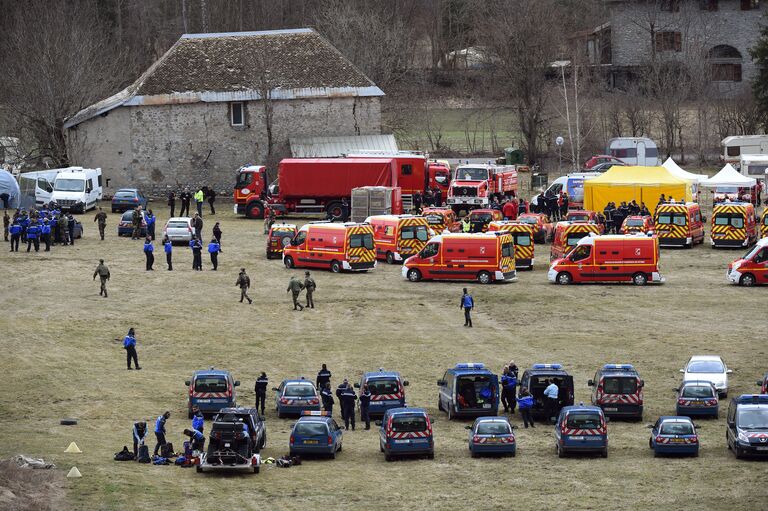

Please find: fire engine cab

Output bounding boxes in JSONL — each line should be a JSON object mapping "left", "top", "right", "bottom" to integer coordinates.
{"left": 588, "top": 364, "right": 644, "bottom": 420}
{"left": 402, "top": 232, "right": 517, "bottom": 284}
{"left": 548, "top": 234, "right": 664, "bottom": 285}
{"left": 283, "top": 222, "right": 376, "bottom": 273}
{"left": 447, "top": 163, "right": 517, "bottom": 214}
{"left": 366, "top": 215, "right": 430, "bottom": 264}
{"left": 727, "top": 237, "right": 768, "bottom": 286}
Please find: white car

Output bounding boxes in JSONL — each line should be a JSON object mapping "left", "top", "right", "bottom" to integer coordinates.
{"left": 680, "top": 356, "right": 732, "bottom": 398}
{"left": 163, "top": 217, "right": 193, "bottom": 243}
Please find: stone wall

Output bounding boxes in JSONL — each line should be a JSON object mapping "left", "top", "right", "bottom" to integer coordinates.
{"left": 66, "top": 96, "right": 381, "bottom": 197}
{"left": 609, "top": 0, "right": 761, "bottom": 95}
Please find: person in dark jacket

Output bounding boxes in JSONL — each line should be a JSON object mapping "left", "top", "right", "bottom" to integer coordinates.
{"left": 339, "top": 384, "right": 358, "bottom": 430}
{"left": 206, "top": 187, "right": 216, "bottom": 215}
{"left": 192, "top": 213, "right": 203, "bottom": 240}
{"left": 460, "top": 288, "right": 474, "bottom": 327}
{"left": 143, "top": 237, "right": 154, "bottom": 271}
{"left": 190, "top": 236, "right": 203, "bottom": 271}
{"left": 433, "top": 187, "right": 443, "bottom": 207}
{"left": 321, "top": 382, "right": 334, "bottom": 415}
{"left": 412, "top": 191, "right": 422, "bottom": 213}
{"left": 25, "top": 222, "right": 40, "bottom": 252}
{"left": 179, "top": 188, "right": 191, "bottom": 217}
{"left": 517, "top": 387, "right": 535, "bottom": 428}
{"left": 167, "top": 189, "right": 176, "bottom": 218}
{"left": 163, "top": 236, "right": 173, "bottom": 271}
{"left": 212, "top": 222, "right": 222, "bottom": 251}
{"left": 145, "top": 209, "right": 156, "bottom": 240}
{"left": 500, "top": 368, "right": 518, "bottom": 414}
{"left": 336, "top": 379, "right": 350, "bottom": 419}
{"left": 123, "top": 327, "right": 141, "bottom": 370}
{"left": 67, "top": 214, "right": 76, "bottom": 245}
{"left": 132, "top": 421, "right": 148, "bottom": 457}
{"left": 153, "top": 411, "right": 171, "bottom": 456}
{"left": 316, "top": 364, "right": 332, "bottom": 390}
{"left": 254, "top": 372, "right": 268, "bottom": 415}
{"left": 359, "top": 384, "right": 372, "bottom": 430}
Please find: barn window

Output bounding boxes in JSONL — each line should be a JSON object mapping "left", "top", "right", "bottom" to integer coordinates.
{"left": 708, "top": 45, "right": 742, "bottom": 82}
{"left": 654, "top": 32, "right": 682, "bottom": 52}
{"left": 230, "top": 102, "right": 244, "bottom": 126}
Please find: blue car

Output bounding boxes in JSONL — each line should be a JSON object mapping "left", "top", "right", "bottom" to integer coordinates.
{"left": 355, "top": 369, "right": 409, "bottom": 418}
{"left": 111, "top": 188, "right": 148, "bottom": 213}
{"left": 648, "top": 416, "right": 699, "bottom": 457}
{"left": 185, "top": 369, "right": 240, "bottom": 417}
{"left": 676, "top": 381, "right": 719, "bottom": 418}
{"left": 274, "top": 379, "right": 321, "bottom": 418}
{"left": 378, "top": 407, "right": 434, "bottom": 461}
{"left": 289, "top": 411, "right": 343, "bottom": 458}
{"left": 117, "top": 210, "right": 147, "bottom": 237}
{"left": 554, "top": 404, "right": 608, "bottom": 458}
{"left": 467, "top": 416, "right": 516, "bottom": 457}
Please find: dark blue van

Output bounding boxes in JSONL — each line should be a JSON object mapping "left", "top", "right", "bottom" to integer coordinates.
{"left": 554, "top": 404, "right": 608, "bottom": 458}
{"left": 185, "top": 368, "right": 240, "bottom": 417}
{"left": 355, "top": 369, "right": 409, "bottom": 418}
{"left": 437, "top": 363, "right": 499, "bottom": 420}
{"left": 378, "top": 407, "right": 434, "bottom": 461}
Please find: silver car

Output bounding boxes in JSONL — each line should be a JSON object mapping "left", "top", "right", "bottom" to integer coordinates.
{"left": 163, "top": 217, "right": 193, "bottom": 243}
{"left": 680, "top": 355, "right": 732, "bottom": 398}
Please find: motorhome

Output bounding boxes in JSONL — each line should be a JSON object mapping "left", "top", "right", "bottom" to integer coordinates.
{"left": 739, "top": 154, "right": 768, "bottom": 185}
{"left": 607, "top": 137, "right": 660, "bottom": 166}
{"left": 721, "top": 135, "right": 768, "bottom": 163}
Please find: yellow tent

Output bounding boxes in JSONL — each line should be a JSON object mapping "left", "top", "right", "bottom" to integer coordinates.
{"left": 583, "top": 166, "right": 693, "bottom": 211}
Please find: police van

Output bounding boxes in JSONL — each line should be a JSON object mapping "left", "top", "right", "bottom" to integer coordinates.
{"left": 518, "top": 364, "right": 574, "bottom": 420}
{"left": 726, "top": 394, "right": 768, "bottom": 459}
{"left": 185, "top": 368, "right": 240, "bottom": 418}
{"left": 554, "top": 404, "right": 609, "bottom": 458}
{"left": 378, "top": 407, "right": 434, "bottom": 462}
{"left": 437, "top": 363, "right": 499, "bottom": 420}
{"left": 354, "top": 369, "right": 409, "bottom": 418}
{"left": 588, "top": 364, "right": 644, "bottom": 420}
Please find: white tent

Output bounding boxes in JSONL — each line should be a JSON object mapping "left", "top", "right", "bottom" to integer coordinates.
{"left": 701, "top": 164, "right": 757, "bottom": 188}
{"left": 0, "top": 169, "right": 21, "bottom": 208}
{"left": 661, "top": 158, "right": 708, "bottom": 183}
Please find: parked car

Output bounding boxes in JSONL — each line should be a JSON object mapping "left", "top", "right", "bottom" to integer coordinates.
{"left": 680, "top": 356, "right": 731, "bottom": 398}
{"left": 163, "top": 217, "right": 193, "bottom": 244}
{"left": 467, "top": 416, "right": 516, "bottom": 457}
{"left": 289, "top": 411, "right": 343, "bottom": 459}
{"left": 111, "top": 188, "right": 148, "bottom": 213}
{"left": 648, "top": 416, "right": 699, "bottom": 457}
{"left": 676, "top": 381, "right": 719, "bottom": 418}
{"left": 590, "top": 161, "right": 626, "bottom": 173}
{"left": 583, "top": 155, "right": 625, "bottom": 170}
{"left": 197, "top": 407, "right": 265, "bottom": 474}
{"left": 117, "top": 210, "right": 147, "bottom": 237}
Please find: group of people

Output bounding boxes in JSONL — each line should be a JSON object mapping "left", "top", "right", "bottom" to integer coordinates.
{"left": 141, "top": 219, "right": 222, "bottom": 272}
{"left": 287, "top": 271, "right": 317, "bottom": 310}
{"left": 532, "top": 190, "right": 569, "bottom": 221}
{"left": 167, "top": 186, "right": 217, "bottom": 218}
{"left": 411, "top": 187, "right": 445, "bottom": 212}
{"left": 4, "top": 204, "right": 79, "bottom": 252}
{"left": 601, "top": 200, "right": 651, "bottom": 234}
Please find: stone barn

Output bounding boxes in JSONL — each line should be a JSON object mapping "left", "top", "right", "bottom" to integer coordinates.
{"left": 64, "top": 28, "right": 384, "bottom": 196}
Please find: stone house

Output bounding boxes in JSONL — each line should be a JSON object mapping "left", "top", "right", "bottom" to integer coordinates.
{"left": 584, "top": 0, "right": 763, "bottom": 96}
{"left": 64, "top": 28, "right": 384, "bottom": 195}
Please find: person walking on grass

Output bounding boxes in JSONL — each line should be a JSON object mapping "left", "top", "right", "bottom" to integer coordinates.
{"left": 163, "top": 236, "right": 173, "bottom": 271}
{"left": 287, "top": 275, "right": 304, "bottom": 311}
{"left": 236, "top": 268, "right": 252, "bottom": 304}
{"left": 143, "top": 237, "right": 154, "bottom": 271}
{"left": 94, "top": 207, "right": 107, "bottom": 241}
{"left": 460, "top": 287, "right": 474, "bottom": 327}
{"left": 304, "top": 271, "right": 316, "bottom": 309}
{"left": 123, "top": 327, "right": 141, "bottom": 370}
{"left": 208, "top": 238, "right": 220, "bottom": 270}
{"left": 93, "top": 259, "right": 110, "bottom": 297}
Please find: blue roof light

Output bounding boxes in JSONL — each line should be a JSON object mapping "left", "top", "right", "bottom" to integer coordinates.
{"left": 455, "top": 363, "right": 485, "bottom": 370}
{"left": 736, "top": 394, "right": 768, "bottom": 404}
{"left": 602, "top": 364, "right": 635, "bottom": 371}
{"left": 532, "top": 363, "right": 563, "bottom": 370}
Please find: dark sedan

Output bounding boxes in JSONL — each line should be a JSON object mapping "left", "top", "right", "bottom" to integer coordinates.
{"left": 111, "top": 188, "right": 148, "bottom": 213}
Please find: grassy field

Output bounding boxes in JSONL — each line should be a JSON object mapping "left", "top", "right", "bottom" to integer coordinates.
{"left": 1, "top": 204, "right": 767, "bottom": 511}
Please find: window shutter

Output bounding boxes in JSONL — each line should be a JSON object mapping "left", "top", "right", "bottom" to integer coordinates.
{"left": 674, "top": 32, "right": 682, "bottom": 52}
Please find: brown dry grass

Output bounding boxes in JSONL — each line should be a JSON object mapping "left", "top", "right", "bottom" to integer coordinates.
{"left": 0, "top": 460, "right": 65, "bottom": 510}
{"left": 0, "top": 204, "right": 766, "bottom": 511}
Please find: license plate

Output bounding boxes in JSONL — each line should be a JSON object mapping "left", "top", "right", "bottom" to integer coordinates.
{"left": 570, "top": 436, "right": 585, "bottom": 441}
{"left": 604, "top": 407, "right": 618, "bottom": 412}
{"left": 303, "top": 440, "right": 318, "bottom": 444}
{"left": 394, "top": 439, "right": 410, "bottom": 444}
{"left": 196, "top": 399, "right": 211, "bottom": 403}
{"left": 756, "top": 446, "right": 768, "bottom": 451}
{"left": 670, "top": 438, "right": 685, "bottom": 443}
{"left": 690, "top": 402, "right": 704, "bottom": 407}
{"left": 585, "top": 437, "right": 601, "bottom": 441}
{"left": 224, "top": 443, "right": 230, "bottom": 448}
{"left": 483, "top": 404, "right": 492, "bottom": 409}
{"left": 485, "top": 438, "right": 500, "bottom": 444}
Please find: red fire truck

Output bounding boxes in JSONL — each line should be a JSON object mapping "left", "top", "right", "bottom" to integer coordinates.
{"left": 234, "top": 156, "right": 451, "bottom": 220}
{"left": 447, "top": 163, "right": 518, "bottom": 214}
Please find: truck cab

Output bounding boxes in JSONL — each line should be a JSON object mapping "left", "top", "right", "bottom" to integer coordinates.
{"left": 234, "top": 165, "right": 269, "bottom": 218}
{"left": 588, "top": 364, "right": 644, "bottom": 420}
{"left": 447, "top": 164, "right": 517, "bottom": 214}
{"left": 437, "top": 363, "right": 499, "bottom": 420}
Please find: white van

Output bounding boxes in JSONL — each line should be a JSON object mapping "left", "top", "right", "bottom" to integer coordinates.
{"left": 17, "top": 170, "right": 64, "bottom": 207}
{"left": 607, "top": 137, "right": 659, "bottom": 166}
{"left": 51, "top": 167, "right": 103, "bottom": 212}
{"left": 721, "top": 135, "right": 768, "bottom": 164}
{"left": 740, "top": 154, "right": 768, "bottom": 185}
{"left": 530, "top": 172, "right": 600, "bottom": 210}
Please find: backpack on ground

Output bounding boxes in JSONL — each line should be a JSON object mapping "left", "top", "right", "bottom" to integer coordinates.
{"left": 114, "top": 446, "right": 135, "bottom": 461}
{"left": 137, "top": 445, "right": 150, "bottom": 463}
{"left": 160, "top": 442, "right": 175, "bottom": 458}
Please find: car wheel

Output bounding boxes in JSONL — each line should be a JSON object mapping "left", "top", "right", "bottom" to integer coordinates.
{"left": 734, "top": 446, "right": 744, "bottom": 459}
{"left": 477, "top": 271, "right": 492, "bottom": 285}
{"left": 556, "top": 272, "right": 572, "bottom": 285}
{"left": 407, "top": 269, "right": 422, "bottom": 282}
{"left": 601, "top": 448, "right": 608, "bottom": 458}
{"left": 385, "top": 252, "right": 395, "bottom": 264}
{"left": 337, "top": 444, "right": 342, "bottom": 452}
{"left": 277, "top": 411, "right": 284, "bottom": 419}
{"left": 438, "top": 398, "right": 444, "bottom": 412}
{"left": 692, "top": 450, "right": 699, "bottom": 458}
{"left": 265, "top": 252, "right": 272, "bottom": 260}
{"left": 380, "top": 444, "right": 384, "bottom": 453}
{"left": 740, "top": 274, "right": 756, "bottom": 287}
{"left": 632, "top": 272, "right": 648, "bottom": 286}
{"left": 196, "top": 465, "right": 203, "bottom": 473}
{"left": 253, "top": 465, "right": 260, "bottom": 473}
{"left": 557, "top": 445, "right": 565, "bottom": 458}
{"left": 447, "top": 406, "right": 454, "bottom": 421}
{"left": 330, "top": 260, "right": 342, "bottom": 273}
{"left": 261, "top": 433, "right": 266, "bottom": 449}
{"left": 326, "top": 202, "right": 343, "bottom": 221}
{"left": 510, "top": 450, "right": 516, "bottom": 457}
{"left": 284, "top": 256, "right": 294, "bottom": 269}
{"left": 330, "top": 450, "right": 336, "bottom": 460}
{"left": 471, "top": 451, "right": 478, "bottom": 459}
{"left": 653, "top": 450, "right": 659, "bottom": 458}
{"left": 246, "top": 201, "right": 264, "bottom": 219}
{"left": 385, "top": 453, "right": 393, "bottom": 462}
{"left": 427, "top": 452, "right": 434, "bottom": 460}
{"left": 648, "top": 438, "right": 653, "bottom": 449}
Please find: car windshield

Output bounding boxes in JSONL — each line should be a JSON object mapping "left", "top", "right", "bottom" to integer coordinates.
{"left": 518, "top": 217, "right": 537, "bottom": 225}
{"left": 602, "top": 377, "right": 637, "bottom": 394}
{"left": 168, "top": 221, "right": 189, "bottom": 228}
{"left": 714, "top": 214, "right": 744, "bottom": 228}
{"left": 367, "top": 378, "right": 399, "bottom": 395}
{"left": 54, "top": 179, "right": 85, "bottom": 192}
{"left": 456, "top": 167, "right": 488, "bottom": 181}
{"left": 425, "top": 214, "right": 444, "bottom": 225}
{"left": 284, "top": 384, "right": 316, "bottom": 397}
{"left": 567, "top": 233, "right": 589, "bottom": 246}
{"left": 657, "top": 213, "right": 687, "bottom": 226}
{"left": 349, "top": 233, "right": 374, "bottom": 250}
{"left": 114, "top": 191, "right": 136, "bottom": 198}
{"left": 391, "top": 416, "right": 427, "bottom": 432}
{"left": 566, "top": 413, "right": 601, "bottom": 429}
{"left": 501, "top": 242, "right": 513, "bottom": 258}
{"left": 626, "top": 219, "right": 644, "bottom": 227}
{"left": 235, "top": 172, "right": 254, "bottom": 187}
{"left": 660, "top": 422, "right": 694, "bottom": 435}
{"left": 294, "top": 422, "right": 328, "bottom": 436}
{"left": 476, "top": 422, "right": 511, "bottom": 435}
{"left": 738, "top": 409, "right": 768, "bottom": 429}
{"left": 682, "top": 385, "right": 714, "bottom": 398}
{"left": 763, "top": 216, "right": 768, "bottom": 226}
{"left": 741, "top": 245, "right": 760, "bottom": 260}
{"left": 514, "top": 234, "right": 531, "bottom": 246}
{"left": 569, "top": 214, "right": 589, "bottom": 222}
{"left": 121, "top": 212, "right": 134, "bottom": 221}
{"left": 194, "top": 376, "right": 227, "bottom": 393}
{"left": 471, "top": 213, "right": 493, "bottom": 223}
{"left": 688, "top": 360, "right": 724, "bottom": 373}
{"left": 401, "top": 225, "right": 428, "bottom": 242}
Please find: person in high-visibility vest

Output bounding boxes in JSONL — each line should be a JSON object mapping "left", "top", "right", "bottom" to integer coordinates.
{"left": 194, "top": 188, "right": 204, "bottom": 217}
{"left": 462, "top": 216, "right": 471, "bottom": 233}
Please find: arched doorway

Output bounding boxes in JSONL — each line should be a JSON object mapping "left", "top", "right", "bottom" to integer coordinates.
{"left": 707, "top": 45, "right": 742, "bottom": 82}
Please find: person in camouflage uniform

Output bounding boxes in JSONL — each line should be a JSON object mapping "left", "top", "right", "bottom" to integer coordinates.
{"left": 94, "top": 207, "right": 107, "bottom": 240}
{"left": 287, "top": 275, "right": 305, "bottom": 311}
{"left": 93, "top": 259, "right": 111, "bottom": 297}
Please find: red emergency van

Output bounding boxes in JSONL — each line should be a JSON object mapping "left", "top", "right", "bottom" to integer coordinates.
{"left": 654, "top": 202, "right": 705, "bottom": 248}
{"left": 548, "top": 234, "right": 664, "bottom": 285}
{"left": 283, "top": 222, "right": 376, "bottom": 273}
{"left": 367, "top": 215, "right": 430, "bottom": 264}
{"left": 402, "top": 232, "right": 517, "bottom": 284}
{"left": 487, "top": 221, "right": 535, "bottom": 270}
{"left": 550, "top": 221, "right": 602, "bottom": 261}
{"left": 711, "top": 202, "right": 757, "bottom": 248}
{"left": 421, "top": 207, "right": 460, "bottom": 234}
{"left": 266, "top": 223, "right": 298, "bottom": 259}
{"left": 726, "top": 238, "right": 768, "bottom": 286}
{"left": 467, "top": 209, "right": 504, "bottom": 232}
